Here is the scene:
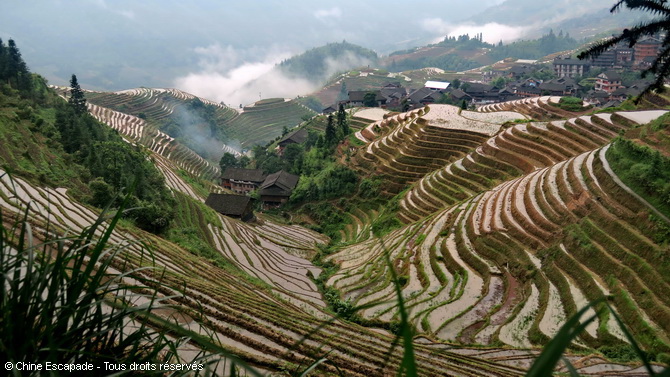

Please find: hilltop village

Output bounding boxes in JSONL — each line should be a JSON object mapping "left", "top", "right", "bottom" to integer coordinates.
{"left": 202, "top": 35, "right": 665, "bottom": 224}
{"left": 323, "top": 35, "right": 664, "bottom": 113}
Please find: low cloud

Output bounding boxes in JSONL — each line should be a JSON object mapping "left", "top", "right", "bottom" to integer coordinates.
{"left": 314, "top": 7, "right": 342, "bottom": 21}
{"left": 94, "top": 0, "right": 136, "bottom": 20}
{"left": 421, "top": 18, "right": 529, "bottom": 44}
{"left": 174, "top": 43, "right": 375, "bottom": 108}
{"left": 174, "top": 44, "right": 318, "bottom": 107}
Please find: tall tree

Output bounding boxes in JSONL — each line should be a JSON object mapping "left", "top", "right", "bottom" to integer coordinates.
{"left": 325, "top": 114, "right": 337, "bottom": 147}
{"left": 578, "top": 0, "right": 670, "bottom": 99}
{"left": 69, "top": 74, "right": 87, "bottom": 114}
{"left": 337, "top": 104, "right": 349, "bottom": 137}
{"left": 219, "top": 152, "right": 238, "bottom": 172}
{"left": 338, "top": 81, "right": 348, "bottom": 102}
{"left": 363, "top": 92, "right": 378, "bottom": 107}
{"left": 4, "top": 39, "right": 31, "bottom": 91}
{"left": 0, "top": 39, "right": 8, "bottom": 83}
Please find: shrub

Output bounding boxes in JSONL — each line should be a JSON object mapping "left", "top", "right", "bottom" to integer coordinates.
{"left": 0, "top": 204, "right": 176, "bottom": 370}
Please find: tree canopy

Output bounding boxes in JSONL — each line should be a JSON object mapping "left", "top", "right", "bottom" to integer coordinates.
{"left": 578, "top": 0, "right": 670, "bottom": 98}
{"left": 69, "top": 74, "right": 87, "bottom": 114}
{"left": 0, "top": 38, "right": 32, "bottom": 94}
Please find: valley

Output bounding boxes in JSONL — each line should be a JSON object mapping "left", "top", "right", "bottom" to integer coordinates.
{"left": 2, "top": 3, "right": 670, "bottom": 373}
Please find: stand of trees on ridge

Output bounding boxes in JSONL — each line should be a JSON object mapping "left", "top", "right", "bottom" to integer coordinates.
{"left": 0, "top": 39, "right": 174, "bottom": 234}
{"left": 387, "top": 30, "right": 580, "bottom": 72}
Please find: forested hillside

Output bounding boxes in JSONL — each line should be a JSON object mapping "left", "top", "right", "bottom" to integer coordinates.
{"left": 384, "top": 31, "right": 580, "bottom": 72}
{"left": 0, "top": 39, "right": 174, "bottom": 233}
{"left": 278, "top": 41, "right": 379, "bottom": 83}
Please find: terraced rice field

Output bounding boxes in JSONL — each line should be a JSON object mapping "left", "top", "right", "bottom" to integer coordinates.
{"left": 86, "top": 87, "right": 236, "bottom": 121}
{"left": 3, "top": 88, "right": 667, "bottom": 374}
{"left": 0, "top": 168, "right": 545, "bottom": 377}
{"left": 3, "top": 172, "right": 656, "bottom": 376}
{"left": 352, "top": 105, "right": 523, "bottom": 194}
{"left": 477, "top": 96, "right": 591, "bottom": 120}
{"left": 332, "top": 97, "right": 670, "bottom": 358}
{"left": 87, "top": 102, "right": 220, "bottom": 180}
{"left": 226, "top": 98, "right": 316, "bottom": 148}
{"left": 86, "top": 90, "right": 315, "bottom": 150}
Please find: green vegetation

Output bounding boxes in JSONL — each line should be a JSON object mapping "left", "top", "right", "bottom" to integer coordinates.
{"left": 607, "top": 136, "right": 670, "bottom": 221}
{"left": 488, "top": 30, "right": 579, "bottom": 60}
{"left": 551, "top": 96, "right": 591, "bottom": 112}
{"left": 0, "top": 196, "right": 179, "bottom": 372}
{"left": 0, "top": 39, "right": 33, "bottom": 96}
{"left": 388, "top": 51, "right": 480, "bottom": 73}
{"left": 278, "top": 41, "right": 378, "bottom": 82}
{"left": 219, "top": 152, "right": 250, "bottom": 172}
{"left": 0, "top": 40, "right": 174, "bottom": 234}
{"left": 387, "top": 30, "right": 579, "bottom": 72}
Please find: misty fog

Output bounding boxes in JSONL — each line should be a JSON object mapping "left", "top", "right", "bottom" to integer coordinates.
{"left": 1, "top": 1, "right": 504, "bottom": 93}
{"left": 0, "top": 0, "right": 634, "bottom": 105}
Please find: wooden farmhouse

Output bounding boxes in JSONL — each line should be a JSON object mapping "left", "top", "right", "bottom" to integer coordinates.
{"left": 205, "top": 193, "right": 254, "bottom": 222}
{"left": 220, "top": 168, "right": 266, "bottom": 195}
{"left": 277, "top": 128, "right": 308, "bottom": 156}
{"left": 259, "top": 170, "right": 299, "bottom": 209}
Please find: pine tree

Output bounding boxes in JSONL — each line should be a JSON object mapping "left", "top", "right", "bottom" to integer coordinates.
{"left": 69, "top": 74, "right": 87, "bottom": 114}
{"left": 0, "top": 39, "right": 7, "bottom": 83}
{"left": 338, "top": 81, "right": 348, "bottom": 102}
{"left": 325, "top": 114, "right": 337, "bottom": 147}
{"left": 578, "top": 0, "right": 670, "bottom": 99}
{"left": 3, "top": 39, "right": 31, "bottom": 92}
{"left": 337, "top": 104, "right": 349, "bottom": 138}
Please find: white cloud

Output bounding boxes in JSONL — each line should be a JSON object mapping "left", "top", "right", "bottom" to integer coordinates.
{"left": 314, "top": 7, "right": 342, "bottom": 21}
{"left": 421, "top": 18, "right": 529, "bottom": 44}
{"left": 117, "top": 9, "right": 136, "bottom": 20}
{"left": 93, "top": 0, "right": 135, "bottom": 19}
{"left": 174, "top": 45, "right": 317, "bottom": 107}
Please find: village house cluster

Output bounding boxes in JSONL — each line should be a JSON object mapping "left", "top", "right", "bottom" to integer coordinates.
{"left": 205, "top": 36, "right": 664, "bottom": 222}
{"left": 326, "top": 35, "right": 663, "bottom": 112}
{"left": 206, "top": 131, "right": 304, "bottom": 221}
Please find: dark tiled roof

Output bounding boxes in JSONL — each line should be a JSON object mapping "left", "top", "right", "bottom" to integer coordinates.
{"left": 600, "top": 71, "right": 622, "bottom": 81}
{"left": 260, "top": 170, "right": 299, "bottom": 196}
{"left": 408, "top": 87, "right": 441, "bottom": 103}
{"left": 381, "top": 87, "right": 407, "bottom": 100}
{"left": 553, "top": 57, "right": 590, "bottom": 65}
{"left": 348, "top": 90, "right": 384, "bottom": 102}
{"left": 539, "top": 81, "right": 568, "bottom": 92}
{"left": 205, "top": 194, "right": 252, "bottom": 217}
{"left": 587, "top": 90, "right": 610, "bottom": 98}
{"left": 462, "top": 82, "right": 494, "bottom": 94}
{"left": 449, "top": 88, "right": 471, "bottom": 99}
{"left": 509, "top": 64, "right": 532, "bottom": 74}
{"left": 222, "top": 168, "right": 266, "bottom": 183}
{"left": 279, "top": 128, "right": 308, "bottom": 146}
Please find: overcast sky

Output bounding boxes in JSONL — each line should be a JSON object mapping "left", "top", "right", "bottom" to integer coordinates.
{"left": 0, "top": 0, "right": 508, "bottom": 91}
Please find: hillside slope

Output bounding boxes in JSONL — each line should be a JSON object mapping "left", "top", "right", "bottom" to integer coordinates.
{"left": 4, "top": 39, "right": 669, "bottom": 373}
{"left": 1, "top": 80, "right": 570, "bottom": 377}
{"left": 329, "top": 97, "right": 670, "bottom": 363}
{"left": 85, "top": 88, "right": 316, "bottom": 154}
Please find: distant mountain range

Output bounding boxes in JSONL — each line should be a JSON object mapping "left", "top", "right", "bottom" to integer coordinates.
{"left": 469, "top": 0, "right": 650, "bottom": 40}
